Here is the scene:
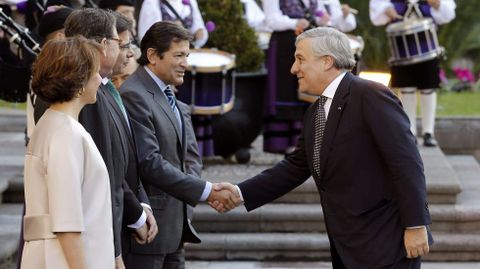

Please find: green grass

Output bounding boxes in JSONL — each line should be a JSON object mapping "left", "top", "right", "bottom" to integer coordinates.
{"left": 437, "top": 91, "right": 480, "bottom": 116}
{"left": 0, "top": 100, "right": 26, "bottom": 110}
{"left": 1, "top": 91, "right": 479, "bottom": 116}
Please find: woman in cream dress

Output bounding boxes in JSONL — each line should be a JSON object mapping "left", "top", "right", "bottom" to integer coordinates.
{"left": 21, "top": 36, "right": 114, "bottom": 269}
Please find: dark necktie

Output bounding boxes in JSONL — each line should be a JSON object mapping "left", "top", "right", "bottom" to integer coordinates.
{"left": 313, "top": 95, "right": 328, "bottom": 178}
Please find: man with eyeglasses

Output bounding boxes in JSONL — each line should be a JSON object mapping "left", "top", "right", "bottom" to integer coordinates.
{"left": 111, "top": 12, "right": 135, "bottom": 89}
{"left": 32, "top": 8, "right": 157, "bottom": 269}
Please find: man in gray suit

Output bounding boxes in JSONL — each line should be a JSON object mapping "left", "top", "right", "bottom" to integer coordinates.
{"left": 120, "top": 21, "right": 237, "bottom": 268}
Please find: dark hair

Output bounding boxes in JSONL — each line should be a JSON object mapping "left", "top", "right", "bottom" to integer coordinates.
{"left": 138, "top": 21, "right": 192, "bottom": 66}
{"left": 113, "top": 11, "right": 132, "bottom": 34}
{"left": 31, "top": 36, "right": 102, "bottom": 103}
{"left": 64, "top": 8, "right": 116, "bottom": 42}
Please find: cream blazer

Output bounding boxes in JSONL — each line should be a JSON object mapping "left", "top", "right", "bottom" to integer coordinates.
{"left": 21, "top": 109, "right": 114, "bottom": 269}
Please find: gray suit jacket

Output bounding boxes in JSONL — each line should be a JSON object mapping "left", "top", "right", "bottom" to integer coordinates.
{"left": 120, "top": 66, "right": 206, "bottom": 254}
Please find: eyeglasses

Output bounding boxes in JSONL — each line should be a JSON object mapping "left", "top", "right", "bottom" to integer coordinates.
{"left": 107, "top": 37, "right": 123, "bottom": 46}
{"left": 119, "top": 40, "right": 132, "bottom": 50}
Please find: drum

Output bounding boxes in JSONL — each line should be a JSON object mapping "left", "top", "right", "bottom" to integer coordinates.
{"left": 297, "top": 35, "right": 364, "bottom": 103}
{"left": 347, "top": 34, "right": 364, "bottom": 58}
{"left": 386, "top": 18, "right": 443, "bottom": 66}
{"left": 177, "top": 49, "right": 236, "bottom": 115}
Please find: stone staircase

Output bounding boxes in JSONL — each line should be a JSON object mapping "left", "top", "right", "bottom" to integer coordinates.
{"left": 186, "top": 138, "right": 480, "bottom": 262}
{"left": 1, "top": 108, "right": 480, "bottom": 267}
{"left": 0, "top": 109, "right": 25, "bottom": 269}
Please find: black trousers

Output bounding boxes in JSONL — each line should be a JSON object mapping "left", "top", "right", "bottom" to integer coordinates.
{"left": 330, "top": 240, "right": 421, "bottom": 269}
{"left": 125, "top": 245, "right": 185, "bottom": 269}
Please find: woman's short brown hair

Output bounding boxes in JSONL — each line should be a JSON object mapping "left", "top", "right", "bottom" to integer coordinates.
{"left": 31, "top": 36, "right": 103, "bottom": 103}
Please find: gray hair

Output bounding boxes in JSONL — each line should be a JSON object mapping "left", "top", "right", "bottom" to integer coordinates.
{"left": 296, "top": 27, "right": 356, "bottom": 70}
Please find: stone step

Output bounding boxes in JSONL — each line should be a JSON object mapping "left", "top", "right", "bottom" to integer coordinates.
{"left": 0, "top": 109, "right": 26, "bottom": 133}
{"left": 0, "top": 132, "right": 25, "bottom": 204}
{"left": 185, "top": 232, "right": 480, "bottom": 261}
{"left": 192, "top": 203, "right": 480, "bottom": 233}
{"left": 0, "top": 204, "right": 23, "bottom": 269}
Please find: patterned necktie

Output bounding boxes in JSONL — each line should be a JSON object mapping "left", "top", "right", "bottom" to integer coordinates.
{"left": 164, "top": 86, "right": 177, "bottom": 113}
{"left": 164, "top": 86, "right": 182, "bottom": 131}
{"left": 313, "top": 95, "right": 328, "bottom": 178}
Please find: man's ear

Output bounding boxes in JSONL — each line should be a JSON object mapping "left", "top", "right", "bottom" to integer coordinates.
{"left": 100, "top": 38, "right": 108, "bottom": 57}
{"left": 324, "top": 55, "right": 335, "bottom": 71}
{"left": 146, "top": 48, "right": 157, "bottom": 65}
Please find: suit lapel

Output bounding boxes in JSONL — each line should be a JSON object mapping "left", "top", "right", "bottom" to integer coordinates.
{"left": 99, "top": 86, "right": 129, "bottom": 166}
{"left": 103, "top": 84, "right": 131, "bottom": 135}
{"left": 319, "top": 72, "right": 353, "bottom": 178}
{"left": 136, "top": 67, "right": 183, "bottom": 146}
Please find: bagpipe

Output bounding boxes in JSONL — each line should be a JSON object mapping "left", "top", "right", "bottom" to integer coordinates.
{"left": 0, "top": 6, "right": 41, "bottom": 102}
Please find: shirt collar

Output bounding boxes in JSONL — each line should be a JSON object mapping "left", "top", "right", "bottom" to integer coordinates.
{"left": 144, "top": 65, "right": 169, "bottom": 93}
{"left": 322, "top": 71, "right": 347, "bottom": 100}
{"left": 101, "top": 77, "right": 109, "bottom": 85}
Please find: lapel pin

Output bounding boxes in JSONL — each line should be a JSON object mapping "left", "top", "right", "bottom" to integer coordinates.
{"left": 338, "top": 106, "right": 342, "bottom": 110}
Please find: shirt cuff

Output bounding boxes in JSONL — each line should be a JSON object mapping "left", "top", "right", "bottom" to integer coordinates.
{"left": 406, "top": 226, "right": 425, "bottom": 229}
{"left": 141, "top": 203, "right": 152, "bottom": 212}
{"left": 199, "top": 181, "right": 213, "bottom": 201}
{"left": 234, "top": 185, "right": 245, "bottom": 203}
{"left": 127, "top": 210, "right": 147, "bottom": 229}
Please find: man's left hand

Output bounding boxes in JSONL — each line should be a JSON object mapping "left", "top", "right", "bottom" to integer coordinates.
{"left": 404, "top": 226, "right": 429, "bottom": 258}
{"left": 144, "top": 207, "right": 158, "bottom": 243}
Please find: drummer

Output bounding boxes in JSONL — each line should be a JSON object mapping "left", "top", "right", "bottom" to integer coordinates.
{"left": 370, "top": 0, "right": 456, "bottom": 147}
{"left": 137, "top": 0, "right": 208, "bottom": 48}
{"left": 262, "top": 0, "right": 357, "bottom": 155}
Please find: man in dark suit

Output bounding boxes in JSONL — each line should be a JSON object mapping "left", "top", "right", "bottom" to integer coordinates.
{"left": 214, "top": 27, "right": 432, "bottom": 269}
{"left": 34, "top": 9, "right": 158, "bottom": 268}
{"left": 120, "top": 21, "right": 236, "bottom": 268}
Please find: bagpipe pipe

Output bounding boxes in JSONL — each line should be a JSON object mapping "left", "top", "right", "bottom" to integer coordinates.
{"left": 0, "top": 6, "right": 40, "bottom": 102}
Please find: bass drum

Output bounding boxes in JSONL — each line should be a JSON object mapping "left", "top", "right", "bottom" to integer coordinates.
{"left": 211, "top": 70, "right": 266, "bottom": 163}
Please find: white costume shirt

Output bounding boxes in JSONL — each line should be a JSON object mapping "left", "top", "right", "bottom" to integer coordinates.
{"left": 138, "top": 0, "right": 208, "bottom": 48}
{"left": 262, "top": 0, "right": 356, "bottom": 32}
{"left": 369, "top": 0, "right": 456, "bottom": 26}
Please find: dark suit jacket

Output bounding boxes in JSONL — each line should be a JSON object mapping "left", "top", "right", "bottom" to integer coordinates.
{"left": 120, "top": 66, "right": 206, "bottom": 255}
{"left": 34, "top": 84, "right": 149, "bottom": 257}
{"left": 238, "top": 72, "right": 432, "bottom": 268}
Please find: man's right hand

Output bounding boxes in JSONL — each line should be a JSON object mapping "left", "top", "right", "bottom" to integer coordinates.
{"left": 385, "top": 7, "right": 402, "bottom": 21}
{"left": 207, "top": 182, "right": 242, "bottom": 213}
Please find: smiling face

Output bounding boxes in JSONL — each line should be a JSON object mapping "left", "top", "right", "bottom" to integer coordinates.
{"left": 147, "top": 40, "right": 190, "bottom": 86}
{"left": 290, "top": 38, "right": 332, "bottom": 96}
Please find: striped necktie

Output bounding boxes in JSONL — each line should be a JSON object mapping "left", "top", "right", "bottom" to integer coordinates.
{"left": 164, "top": 86, "right": 182, "bottom": 131}
{"left": 312, "top": 95, "right": 328, "bottom": 178}
{"left": 164, "top": 86, "right": 177, "bottom": 113}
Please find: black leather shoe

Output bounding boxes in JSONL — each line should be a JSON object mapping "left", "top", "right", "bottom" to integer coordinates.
{"left": 423, "top": 133, "right": 438, "bottom": 147}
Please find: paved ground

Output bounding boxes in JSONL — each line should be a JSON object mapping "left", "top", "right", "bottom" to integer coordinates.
{"left": 186, "top": 261, "right": 480, "bottom": 269}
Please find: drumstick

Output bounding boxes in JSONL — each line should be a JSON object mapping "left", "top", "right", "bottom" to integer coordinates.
{"left": 349, "top": 8, "right": 359, "bottom": 15}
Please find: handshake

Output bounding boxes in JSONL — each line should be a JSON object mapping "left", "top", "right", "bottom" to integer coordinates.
{"left": 207, "top": 182, "right": 243, "bottom": 213}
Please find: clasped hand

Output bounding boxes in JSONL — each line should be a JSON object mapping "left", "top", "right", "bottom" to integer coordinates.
{"left": 207, "top": 182, "right": 242, "bottom": 213}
